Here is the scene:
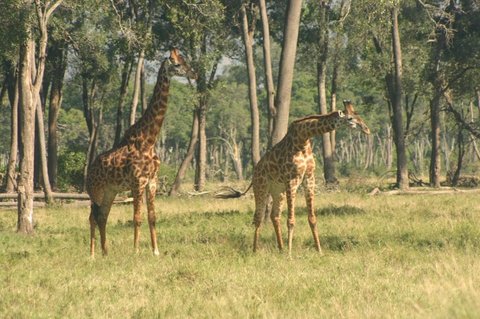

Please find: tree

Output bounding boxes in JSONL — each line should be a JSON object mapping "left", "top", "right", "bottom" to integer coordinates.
{"left": 390, "top": 4, "right": 408, "bottom": 189}
{"left": 4, "top": 61, "right": 18, "bottom": 193}
{"left": 17, "top": 0, "right": 63, "bottom": 233}
{"left": 271, "top": 0, "right": 304, "bottom": 145}
{"left": 46, "top": 38, "right": 68, "bottom": 191}
{"left": 240, "top": 1, "right": 260, "bottom": 165}
{"left": 161, "top": 0, "right": 234, "bottom": 192}
{"left": 258, "top": 0, "right": 276, "bottom": 144}
{"left": 312, "top": 1, "right": 337, "bottom": 186}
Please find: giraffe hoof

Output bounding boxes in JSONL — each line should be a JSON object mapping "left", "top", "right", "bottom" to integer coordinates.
{"left": 153, "top": 249, "right": 160, "bottom": 256}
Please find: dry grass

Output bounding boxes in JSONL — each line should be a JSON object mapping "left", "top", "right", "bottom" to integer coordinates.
{"left": 1, "top": 187, "right": 480, "bottom": 318}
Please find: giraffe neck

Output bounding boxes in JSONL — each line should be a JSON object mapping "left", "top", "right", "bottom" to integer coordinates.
{"left": 123, "top": 59, "right": 170, "bottom": 147}
{"left": 290, "top": 111, "right": 343, "bottom": 142}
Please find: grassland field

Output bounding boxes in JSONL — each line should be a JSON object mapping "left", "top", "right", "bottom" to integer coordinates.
{"left": 1, "top": 181, "right": 480, "bottom": 318}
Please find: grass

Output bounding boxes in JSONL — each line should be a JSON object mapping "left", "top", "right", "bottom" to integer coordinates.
{"left": 1, "top": 188, "right": 480, "bottom": 318}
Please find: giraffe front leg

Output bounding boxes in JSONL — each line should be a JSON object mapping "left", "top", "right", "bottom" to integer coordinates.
{"left": 270, "top": 192, "right": 285, "bottom": 251}
{"left": 89, "top": 205, "right": 97, "bottom": 258}
{"left": 252, "top": 190, "right": 269, "bottom": 253}
{"left": 286, "top": 181, "right": 300, "bottom": 257}
{"left": 304, "top": 173, "right": 322, "bottom": 254}
{"left": 146, "top": 179, "right": 160, "bottom": 256}
{"left": 95, "top": 192, "right": 116, "bottom": 256}
{"left": 132, "top": 187, "right": 145, "bottom": 254}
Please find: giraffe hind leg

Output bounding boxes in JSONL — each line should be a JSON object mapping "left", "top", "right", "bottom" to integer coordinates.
{"left": 252, "top": 191, "right": 269, "bottom": 253}
{"left": 270, "top": 192, "right": 285, "bottom": 252}
{"left": 146, "top": 179, "right": 160, "bottom": 256}
{"left": 95, "top": 192, "right": 116, "bottom": 256}
{"left": 89, "top": 202, "right": 101, "bottom": 258}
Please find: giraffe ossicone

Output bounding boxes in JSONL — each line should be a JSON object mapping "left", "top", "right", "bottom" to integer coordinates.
{"left": 215, "top": 100, "right": 370, "bottom": 255}
{"left": 86, "top": 48, "right": 195, "bottom": 257}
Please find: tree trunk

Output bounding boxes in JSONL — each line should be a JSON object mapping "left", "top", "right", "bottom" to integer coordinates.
{"left": 271, "top": 0, "right": 303, "bottom": 145}
{"left": 35, "top": 97, "right": 54, "bottom": 203}
{"left": 81, "top": 76, "right": 101, "bottom": 191}
{"left": 427, "top": 2, "right": 453, "bottom": 187}
{"left": 5, "top": 62, "right": 19, "bottom": 193}
{"left": 17, "top": 0, "right": 62, "bottom": 229}
{"left": 140, "top": 61, "right": 147, "bottom": 114}
{"left": 451, "top": 125, "right": 465, "bottom": 186}
{"left": 130, "top": 50, "right": 145, "bottom": 126}
{"left": 114, "top": 56, "right": 133, "bottom": 146}
{"left": 390, "top": 6, "right": 408, "bottom": 190}
{"left": 195, "top": 101, "right": 207, "bottom": 191}
{"left": 429, "top": 70, "right": 443, "bottom": 188}
{"left": 230, "top": 140, "right": 244, "bottom": 181}
{"left": 240, "top": 3, "right": 261, "bottom": 165}
{"left": 17, "top": 39, "right": 36, "bottom": 234}
{"left": 47, "top": 40, "right": 67, "bottom": 190}
{"left": 330, "top": 53, "right": 338, "bottom": 154}
{"left": 317, "top": 1, "right": 337, "bottom": 187}
{"left": 258, "top": 0, "right": 276, "bottom": 145}
{"left": 169, "top": 109, "right": 199, "bottom": 196}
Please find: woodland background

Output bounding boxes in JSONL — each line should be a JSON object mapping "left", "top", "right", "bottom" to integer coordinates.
{"left": 0, "top": 0, "right": 479, "bottom": 201}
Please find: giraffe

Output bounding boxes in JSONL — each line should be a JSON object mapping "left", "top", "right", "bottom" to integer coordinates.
{"left": 86, "top": 48, "right": 195, "bottom": 257}
{"left": 216, "top": 101, "right": 370, "bottom": 255}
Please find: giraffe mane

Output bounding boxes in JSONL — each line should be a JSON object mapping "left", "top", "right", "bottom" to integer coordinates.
{"left": 291, "top": 111, "right": 343, "bottom": 124}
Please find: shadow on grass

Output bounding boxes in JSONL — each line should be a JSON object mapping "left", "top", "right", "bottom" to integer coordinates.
{"left": 316, "top": 205, "right": 366, "bottom": 216}
{"left": 306, "top": 235, "right": 361, "bottom": 252}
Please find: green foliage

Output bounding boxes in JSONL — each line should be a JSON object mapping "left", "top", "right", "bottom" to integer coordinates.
{"left": 57, "top": 151, "right": 86, "bottom": 191}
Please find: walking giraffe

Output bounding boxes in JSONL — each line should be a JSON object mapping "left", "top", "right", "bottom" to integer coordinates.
{"left": 86, "top": 48, "right": 195, "bottom": 257}
{"left": 216, "top": 101, "right": 370, "bottom": 255}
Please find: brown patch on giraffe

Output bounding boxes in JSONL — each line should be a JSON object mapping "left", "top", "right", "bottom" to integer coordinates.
{"left": 86, "top": 48, "right": 194, "bottom": 257}
{"left": 215, "top": 102, "right": 370, "bottom": 255}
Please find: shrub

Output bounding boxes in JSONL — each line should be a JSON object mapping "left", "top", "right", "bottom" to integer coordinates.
{"left": 57, "top": 151, "right": 86, "bottom": 191}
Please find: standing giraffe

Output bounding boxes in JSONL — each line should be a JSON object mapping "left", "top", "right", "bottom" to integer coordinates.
{"left": 216, "top": 101, "right": 370, "bottom": 255}
{"left": 86, "top": 48, "right": 195, "bottom": 257}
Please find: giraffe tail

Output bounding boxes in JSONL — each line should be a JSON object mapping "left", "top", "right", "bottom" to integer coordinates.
{"left": 214, "top": 183, "right": 252, "bottom": 199}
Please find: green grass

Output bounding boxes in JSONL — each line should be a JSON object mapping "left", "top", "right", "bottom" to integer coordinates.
{"left": 1, "top": 190, "right": 480, "bottom": 318}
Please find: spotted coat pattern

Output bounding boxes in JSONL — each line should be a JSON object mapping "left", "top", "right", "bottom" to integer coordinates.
{"left": 86, "top": 48, "right": 195, "bottom": 257}
{"left": 251, "top": 101, "right": 370, "bottom": 255}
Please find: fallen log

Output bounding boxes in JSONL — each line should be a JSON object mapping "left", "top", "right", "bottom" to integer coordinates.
{"left": 0, "top": 192, "right": 90, "bottom": 200}
{"left": 369, "top": 187, "right": 480, "bottom": 196}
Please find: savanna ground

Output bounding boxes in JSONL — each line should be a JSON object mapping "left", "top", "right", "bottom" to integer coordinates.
{"left": 1, "top": 180, "right": 480, "bottom": 318}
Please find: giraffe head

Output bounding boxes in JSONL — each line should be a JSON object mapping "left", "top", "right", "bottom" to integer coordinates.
{"left": 165, "top": 48, "right": 197, "bottom": 79}
{"left": 343, "top": 100, "right": 370, "bottom": 135}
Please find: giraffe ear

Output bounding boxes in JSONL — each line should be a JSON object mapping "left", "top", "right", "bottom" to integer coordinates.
{"left": 170, "top": 48, "right": 181, "bottom": 61}
{"left": 343, "top": 100, "right": 354, "bottom": 114}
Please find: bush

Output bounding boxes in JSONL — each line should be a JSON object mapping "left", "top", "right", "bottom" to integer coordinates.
{"left": 57, "top": 151, "right": 86, "bottom": 192}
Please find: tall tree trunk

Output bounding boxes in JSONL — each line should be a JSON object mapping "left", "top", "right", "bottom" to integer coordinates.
{"left": 317, "top": 1, "right": 337, "bottom": 186}
{"left": 195, "top": 100, "right": 207, "bottom": 191}
{"left": 330, "top": 53, "right": 338, "bottom": 154}
{"left": 35, "top": 97, "right": 54, "bottom": 203}
{"left": 390, "top": 6, "right": 408, "bottom": 190}
{"left": 271, "top": 0, "right": 303, "bottom": 145}
{"left": 17, "top": 39, "right": 36, "bottom": 234}
{"left": 140, "top": 62, "right": 147, "bottom": 114}
{"left": 429, "top": 64, "right": 444, "bottom": 188}
{"left": 81, "top": 76, "right": 101, "bottom": 191}
{"left": 169, "top": 109, "right": 199, "bottom": 196}
{"left": 28, "top": 39, "right": 53, "bottom": 203}
{"left": 47, "top": 40, "right": 67, "bottom": 190}
{"left": 17, "top": 0, "right": 62, "bottom": 230}
{"left": 5, "top": 62, "right": 19, "bottom": 193}
{"left": 130, "top": 50, "right": 145, "bottom": 126}
{"left": 230, "top": 140, "right": 244, "bottom": 180}
{"left": 427, "top": 1, "right": 454, "bottom": 187}
{"left": 241, "top": 2, "right": 261, "bottom": 165}
{"left": 258, "top": 0, "right": 276, "bottom": 145}
{"left": 114, "top": 56, "right": 133, "bottom": 146}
